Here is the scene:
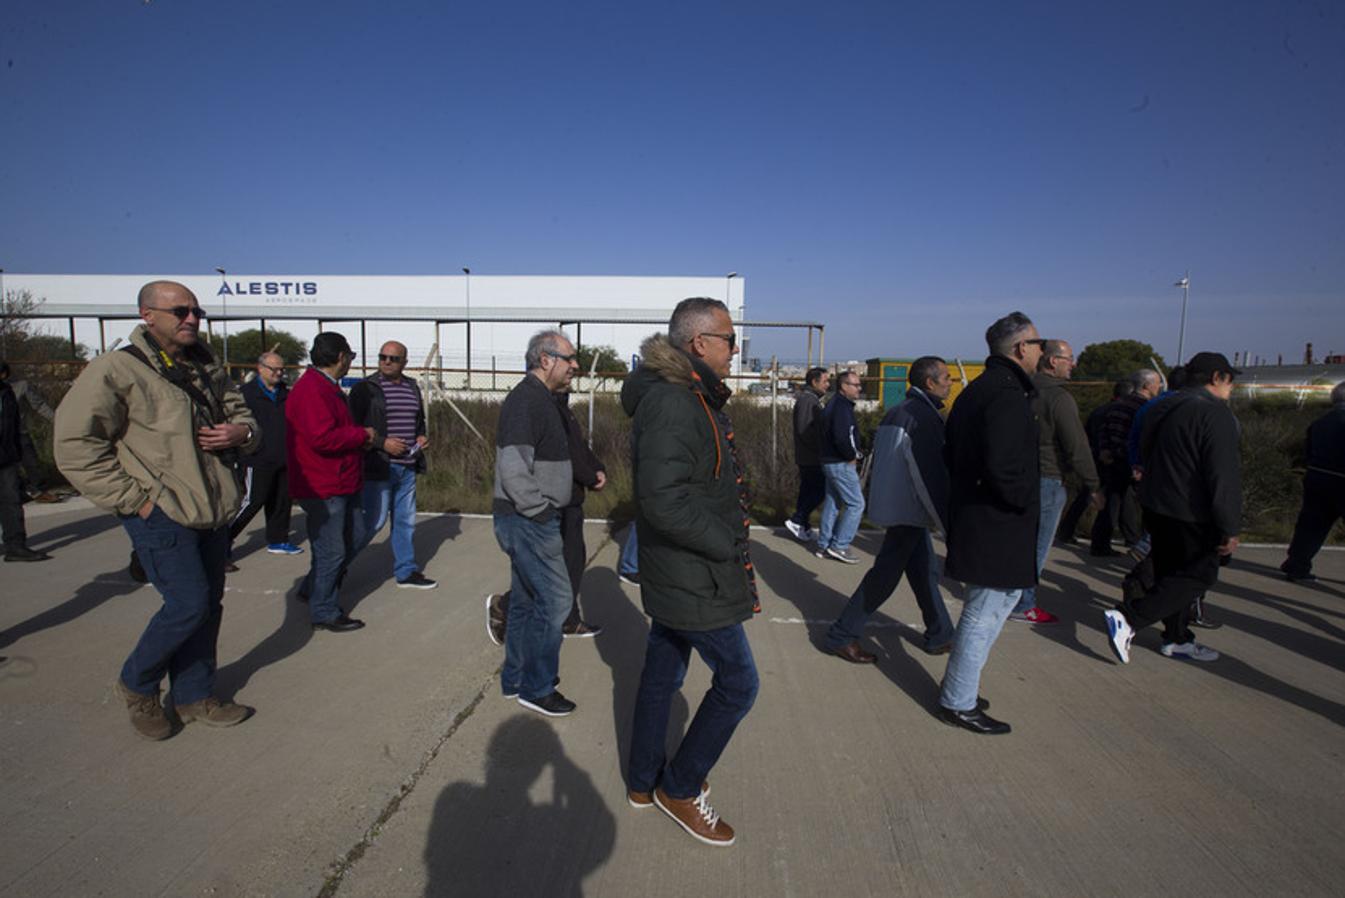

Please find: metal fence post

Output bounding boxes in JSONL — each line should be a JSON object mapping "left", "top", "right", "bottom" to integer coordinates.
{"left": 770, "top": 355, "right": 779, "bottom": 477}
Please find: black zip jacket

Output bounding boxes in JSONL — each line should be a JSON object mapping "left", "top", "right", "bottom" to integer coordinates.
{"left": 1137, "top": 388, "right": 1242, "bottom": 539}
{"left": 348, "top": 373, "right": 428, "bottom": 480}
{"left": 556, "top": 392, "right": 606, "bottom": 508}
{"left": 239, "top": 379, "right": 288, "bottom": 468}
{"left": 820, "top": 393, "right": 860, "bottom": 463}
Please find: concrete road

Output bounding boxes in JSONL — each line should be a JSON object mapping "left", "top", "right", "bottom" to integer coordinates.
{"left": 2, "top": 503, "right": 1342, "bottom": 897}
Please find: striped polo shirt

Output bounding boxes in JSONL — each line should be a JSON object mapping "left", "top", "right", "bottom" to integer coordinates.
{"left": 379, "top": 376, "right": 421, "bottom": 466}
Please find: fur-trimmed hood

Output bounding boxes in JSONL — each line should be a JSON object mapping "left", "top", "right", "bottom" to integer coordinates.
{"left": 621, "top": 333, "right": 729, "bottom": 417}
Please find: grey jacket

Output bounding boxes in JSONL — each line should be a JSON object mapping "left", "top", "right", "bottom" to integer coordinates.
{"left": 792, "top": 388, "right": 825, "bottom": 466}
{"left": 866, "top": 387, "right": 949, "bottom": 534}
{"left": 492, "top": 372, "right": 572, "bottom": 522}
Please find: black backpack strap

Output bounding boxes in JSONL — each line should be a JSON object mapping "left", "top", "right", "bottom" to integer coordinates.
{"left": 120, "top": 344, "right": 224, "bottom": 426}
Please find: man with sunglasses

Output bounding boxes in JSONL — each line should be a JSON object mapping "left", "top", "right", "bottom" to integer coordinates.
{"left": 228, "top": 352, "right": 302, "bottom": 559}
{"left": 56, "top": 280, "right": 261, "bottom": 740}
{"left": 349, "top": 341, "right": 435, "bottom": 589}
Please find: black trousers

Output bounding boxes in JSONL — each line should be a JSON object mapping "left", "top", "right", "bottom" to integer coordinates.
{"left": 229, "top": 464, "right": 292, "bottom": 546}
{"left": 0, "top": 463, "right": 27, "bottom": 550}
{"left": 560, "top": 504, "right": 587, "bottom": 628}
{"left": 1091, "top": 460, "right": 1142, "bottom": 551}
{"left": 1284, "top": 470, "right": 1345, "bottom": 577}
{"left": 791, "top": 464, "right": 826, "bottom": 527}
{"left": 1056, "top": 487, "right": 1091, "bottom": 542}
{"left": 1121, "top": 510, "right": 1221, "bottom": 645}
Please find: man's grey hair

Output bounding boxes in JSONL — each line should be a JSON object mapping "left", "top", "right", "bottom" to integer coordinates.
{"left": 984, "top": 311, "right": 1035, "bottom": 356}
{"left": 669, "top": 297, "right": 730, "bottom": 348}
{"left": 1332, "top": 380, "right": 1345, "bottom": 405}
{"left": 256, "top": 352, "right": 282, "bottom": 365}
{"left": 1130, "top": 369, "right": 1161, "bottom": 392}
{"left": 525, "top": 329, "right": 571, "bottom": 370}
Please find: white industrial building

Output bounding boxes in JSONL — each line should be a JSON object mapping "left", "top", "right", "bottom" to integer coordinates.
{"left": 0, "top": 274, "right": 823, "bottom": 387}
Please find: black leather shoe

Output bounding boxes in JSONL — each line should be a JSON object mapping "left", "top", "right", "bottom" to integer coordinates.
{"left": 312, "top": 615, "right": 365, "bottom": 633}
{"left": 830, "top": 641, "right": 878, "bottom": 664}
{"left": 3, "top": 546, "right": 51, "bottom": 562}
{"left": 938, "top": 705, "right": 1011, "bottom": 735}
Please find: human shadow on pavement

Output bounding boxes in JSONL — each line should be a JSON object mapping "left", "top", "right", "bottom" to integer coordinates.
{"left": 423, "top": 715, "right": 616, "bottom": 898}
{"left": 1027, "top": 567, "right": 1115, "bottom": 664}
{"left": 582, "top": 566, "right": 688, "bottom": 789}
{"left": 214, "top": 581, "right": 313, "bottom": 702}
{"left": 26, "top": 511, "right": 121, "bottom": 553}
{"left": 0, "top": 569, "right": 143, "bottom": 650}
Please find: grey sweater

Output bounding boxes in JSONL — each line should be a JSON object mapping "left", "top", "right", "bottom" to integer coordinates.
{"left": 492, "top": 373, "right": 573, "bottom": 522}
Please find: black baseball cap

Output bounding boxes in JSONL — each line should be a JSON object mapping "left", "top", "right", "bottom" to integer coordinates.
{"left": 1185, "top": 351, "right": 1241, "bottom": 379}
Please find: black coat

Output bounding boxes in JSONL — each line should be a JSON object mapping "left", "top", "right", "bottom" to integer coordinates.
{"left": 1137, "top": 388, "right": 1242, "bottom": 539}
{"left": 239, "top": 379, "right": 288, "bottom": 468}
{"left": 348, "top": 374, "right": 428, "bottom": 480}
{"left": 943, "top": 355, "right": 1041, "bottom": 589}
{"left": 0, "top": 381, "right": 21, "bottom": 467}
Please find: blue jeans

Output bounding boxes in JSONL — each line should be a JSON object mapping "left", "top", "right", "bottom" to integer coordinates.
{"left": 826, "top": 526, "right": 953, "bottom": 651}
{"left": 494, "top": 513, "right": 571, "bottom": 701}
{"left": 628, "top": 621, "right": 759, "bottom": 799}
{"left": 356, "top": 464, "right": 420, "bottom": 581}
{"left": 619, "top": 523, "right": 640, "bottom": 577}
{"left": 817, "top": 462, "right": 865, "bottom": 552}
{"left": 298, "top": 493, "right": 367, "bottom": 625}
{"left": 791, "top": 464, "right": 826, "bottom": 528}
{"left": 1014, "top": 478, "right": 1067, "bottom": 613}
{"left": 939, "top": 584, "right": 1022, "bottom": 712}
{"left": 120, "top": 508, "right": 229, "bottom": 705}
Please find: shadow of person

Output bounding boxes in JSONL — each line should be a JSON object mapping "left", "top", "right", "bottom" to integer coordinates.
{"left": 214, "top": 578, "right": 314, "bottom": 701}
{"left": 423, "top": 716, "right": 616, "bottom": 897}
{"left": 25, "top": 512, "right": 121, "bottom": 554}
{"left": 748, "top": 537, "right": 840, "bottom": 645}
{"left": 582, "top": 566, "right": 688, "bottom": 789}
{"left": 1026, "top": 568, "right": 1115, "bottom": 664}
{"left": 412, "top": 513, "right": 463, "bottom": 570}
{"left": 0, "top": 569, "right": 143, "bottom": 651}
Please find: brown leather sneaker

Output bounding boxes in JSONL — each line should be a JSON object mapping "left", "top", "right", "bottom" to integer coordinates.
{"left": 116, "top": 680, "right": 172, "bottom": 741}
{"left": 831, "top": 641, "right": 878, "bottom": 664}
{"left": 176, "top": 696, "right": 254, "bottom": 727}
{"left": 628, "top": 781, "right": 709, "bottom": 809}
{"left": 653, "top": 786, "right": 735, "bottom": 846}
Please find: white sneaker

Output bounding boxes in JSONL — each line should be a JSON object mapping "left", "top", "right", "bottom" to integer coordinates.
{"left": 825, "top": 546, "right": 861, "bottom": 565}
{"left": 1161, "top": 641, "right": 1219, "bottom": 662}
{"left": 784, "top": 519, "right": 807, "bottom": 541}
{"left": 1104, "top": 609, "right": 1134, "bottom": 664}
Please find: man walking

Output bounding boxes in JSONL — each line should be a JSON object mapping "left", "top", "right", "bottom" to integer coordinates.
{"left": 785, "top": 366, "right": 830, "bottom": 542}
{"left": 824, "top": 356, "right": 955, "bottom": 661}
{"left": 1057, "top": 380, "right": 1132, "bottom": 546}
{"left": 624, "top": 297, "right": 757, "bottom": 847}
{"left": 815, "top": 369, "right": 865, "bottom": 564}
{"left": 1091, "top": 369, "right": 1160, "bottom": 556}
{"left": 492, "top": 330, "right": 581, "bottom": 717}
{"left": 228, "top": 352, "right": 302, "bottom": 557}
{"left": 55, "top": 280, "right": 259, "bottom": 739}
{"left": 287, "top": 332, "right": 378, "bottom": 633}
{"left": 349, "top": 341, "right": 436, "bottom": 589}
{"left": 1, "top": 361, "right": 51, "bottom": 562}
{"left": 1281, "top": 381, "right": 1345, "bottom": 582}
{"left": 1009, "top": 340, "right": 1103, "bottom": 624}
{"left": 937, "top": 311, "right": 1044, "bottom": 735}
{"left": 1105, "top": 353, "right": 1242, "bottom": 664}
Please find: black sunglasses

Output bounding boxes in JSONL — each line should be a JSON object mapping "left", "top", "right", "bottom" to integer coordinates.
{"left": 699, "top": 331, "right": 737, "bottom": 350}
{"left": 148, "top": 305, "right": 207, "bottom": 321}
{"left": 543, "top": 349, "right": 578, "bottom": 363}
{"left": 379, "top": 354, "right": 406, "bottom": 363}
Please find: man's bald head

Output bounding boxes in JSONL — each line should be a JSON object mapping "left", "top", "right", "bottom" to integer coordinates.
{"left": 137, "top": 280, "right": 194, "bottom": 309}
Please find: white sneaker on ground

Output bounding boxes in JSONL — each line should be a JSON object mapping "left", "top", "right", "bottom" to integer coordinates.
{"left": 825, "top": 546, "right": 861, "bottom": 564}
{"left": 1161, "top": 641, "right": 1219, "bottom": 662}
{"left": 1104, "top": 609, "right": 1134, "bottom": 664}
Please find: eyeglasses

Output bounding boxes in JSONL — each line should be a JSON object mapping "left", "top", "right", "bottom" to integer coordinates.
{"left": 259, "top": 363, "right": 285, "bottom": 374}
{"left": 543, "top": 349, "right": 578, "bottom": 363}
{"left": 378, "top": 354, "right": 406, "bottom": 363}
{"left": 147, "top": 305, "right": 207, "bottom": 321}
{"left": 699, "top": 332, "right": 738, "bottom": 350}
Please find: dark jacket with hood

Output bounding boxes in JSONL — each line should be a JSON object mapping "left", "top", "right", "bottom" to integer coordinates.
{"left": 1136, "top": 387, "right": 1242, "bottom": 539}
{"left": 944, "top": 354, "right": 1041, "bottom": 589}
{"left": 621, "top": 333, "right": 753, "bottom": 631}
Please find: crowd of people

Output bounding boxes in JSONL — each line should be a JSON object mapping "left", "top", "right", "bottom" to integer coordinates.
{"left": 9, "top": 278, "right": 1339, "bottom": 850}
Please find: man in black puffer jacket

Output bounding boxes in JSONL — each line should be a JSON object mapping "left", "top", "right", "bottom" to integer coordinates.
{"left": 1281, "top": 380, "right": 1345, "bottom": 582}
{"left": 623, "top": 297, "right": 757, "bottom": 848}
{"left": 937, "top": 311, "right": 1044, "bottom": 736}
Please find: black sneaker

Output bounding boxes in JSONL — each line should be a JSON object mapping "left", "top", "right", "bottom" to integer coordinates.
{"left": 518, "top": 690, "right": 576, "bottom": 717}
{"left": 3, "top": 546, "right": 51, "bottom": 562}
{"left": 397, "top": 571, "right": 438, "bottom": 589}
{"left": 486, "top": 593, "right": 508, "bottom": 646}
{"left": 618, "top": 571, "right": 640, "bottom": 586}
{"left": 562, "top": 621, "right": 603, "bottom": 638}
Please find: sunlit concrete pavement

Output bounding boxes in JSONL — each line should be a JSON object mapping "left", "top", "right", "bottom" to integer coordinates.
{"left": 2, "top": 502, "right": 1343, "bottom": 897}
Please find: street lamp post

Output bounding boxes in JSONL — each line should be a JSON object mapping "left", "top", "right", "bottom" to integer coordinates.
{"left": 462, "top": 267, "right": 471, "bottom": 387}
{"left": 1174, "top": 272, "right": 1190, "bottom": 365}
{"left": 214, "top": 267, "right": 229, "bottom": 374}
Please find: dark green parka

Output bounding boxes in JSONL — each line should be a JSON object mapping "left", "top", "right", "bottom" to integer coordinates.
{"left": 621, "top": 334, "right": 753, "bottom": 631}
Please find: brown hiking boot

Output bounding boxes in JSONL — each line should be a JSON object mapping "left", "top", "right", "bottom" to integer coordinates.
{"left": 176, "top": 696, "right": 253, "bottom": 727}
{"left": 653, "top": 786, "right": 735, "bottom": 846}
{"left": 629, "top": 781, "right": 709, "bottom": 809}
{"left": 115, "top": 680, "right": 172, "bottom": 741}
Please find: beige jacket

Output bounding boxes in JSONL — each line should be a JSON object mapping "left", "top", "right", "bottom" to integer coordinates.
{"left": 54, "top": 325, "right": 260, "bottom": 528}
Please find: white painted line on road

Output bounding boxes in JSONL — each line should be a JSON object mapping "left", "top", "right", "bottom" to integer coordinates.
{"left": 768, "top": 616, "right": 912, "bottom": 629}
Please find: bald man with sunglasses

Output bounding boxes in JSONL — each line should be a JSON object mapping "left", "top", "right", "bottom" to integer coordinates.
{"left": 56, "top": 280, "right": 261, "bottom": 740}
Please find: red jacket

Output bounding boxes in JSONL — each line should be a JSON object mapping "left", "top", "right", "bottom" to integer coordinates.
{"left": 286, "top": 368, "right": 368, "bottom": 499}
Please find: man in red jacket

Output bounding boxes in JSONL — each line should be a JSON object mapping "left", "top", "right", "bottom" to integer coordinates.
{"left": 286, "top": 332, "right": 377, "bottom": 632}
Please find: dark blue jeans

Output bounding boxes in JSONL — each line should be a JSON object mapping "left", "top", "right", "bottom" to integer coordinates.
{"left": 120, "top": 508, "right": 229, "bottom": 705}
{"left": 628, "top": 621, "right": 759, "bottom": 800}
{"left": 298, "top": 493, "right": 366, "bottom": 624}
{"left": 790, "top": 464, "right": 826, "bottom": 528}
{"left": 826, "top": 525, "right": 954, "bottom": 651}
{"left": 494, "top": 512, "right": 571, "bottom": 701}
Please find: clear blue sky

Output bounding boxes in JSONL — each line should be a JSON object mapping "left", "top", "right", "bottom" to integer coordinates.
{"left": 3, "top": 0, "right": 1342, "bottom": 365}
